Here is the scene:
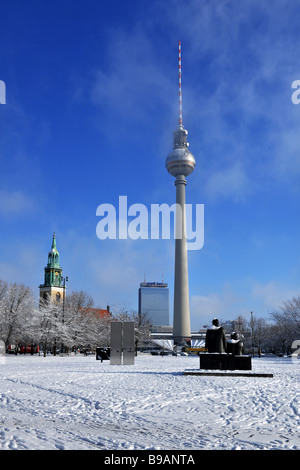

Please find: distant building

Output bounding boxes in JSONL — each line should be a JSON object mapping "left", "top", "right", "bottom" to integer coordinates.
{"left": 221, "top": 319, "right": 244, "bottom": 333}
{"left": 79, "top": 307, "right": 111, "bottom": 321}
{"left": 138, "top": 282, "right": 169, "bottom": 327}
{"left": 150, "top": 325, "right": 173, "bottom": 333}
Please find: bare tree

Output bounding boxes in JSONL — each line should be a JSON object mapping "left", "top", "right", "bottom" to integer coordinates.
{"left": 270, "top": 295, "right": 300, "bottom": 353}
{"left": 230, "top": 314, "right": 271, "bottom": 354}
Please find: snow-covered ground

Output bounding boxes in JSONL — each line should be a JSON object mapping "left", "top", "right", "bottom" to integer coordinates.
{"left": 0, "top": 353, "right": 299, "bottom": 450}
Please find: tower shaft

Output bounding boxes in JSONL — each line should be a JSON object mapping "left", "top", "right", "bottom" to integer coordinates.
{"left": 173, "top": 175, "right": 191, "bottom": 343}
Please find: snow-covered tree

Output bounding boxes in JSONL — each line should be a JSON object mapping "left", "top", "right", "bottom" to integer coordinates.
{"left": 62, "top": 290, "right": 94, "bottom": 351}
{"left": 0, "top": 281, "right": 35, "bottom": 349}
{"left": 33, "top": 299, "right": 62, "bottom": 356}
{"left": 270, "top": 296, "right": 300, "bottom": 353}
{"left": 61, "top": 290, "right": 111, "bottom": 351}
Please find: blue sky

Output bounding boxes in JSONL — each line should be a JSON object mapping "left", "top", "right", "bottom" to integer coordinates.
{"left": 1, "top": 0, "right": 300, "bottom": 329}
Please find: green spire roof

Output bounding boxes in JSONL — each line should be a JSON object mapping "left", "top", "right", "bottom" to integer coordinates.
{"left": 51, "top": 232, "right": 58, "bottom": 252}
{"left": 47, "top": 232, "right": 60, "bottom": 268}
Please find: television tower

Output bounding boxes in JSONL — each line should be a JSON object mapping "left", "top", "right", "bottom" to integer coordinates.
{"left": 165, "top": 41, "right": 196, "bottom": 345}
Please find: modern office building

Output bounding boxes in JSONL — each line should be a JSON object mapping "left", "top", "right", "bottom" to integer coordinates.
{"left": 138, "top": 282, "right": 169, "bottom": 327}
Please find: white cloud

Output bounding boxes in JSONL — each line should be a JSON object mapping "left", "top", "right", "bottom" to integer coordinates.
{"left": 190, "top": 284, "right": 248, "bottom": 329}
{"left": 251, "top": 281, "right": 299, "bottom": 311}
{"left": 89, "top": 28, "right": 173, "bottom": 129}
{"left": 204, "top": 162, "right": 249, "bottom": 202}
{"left": 0, "top": 190, "right": 36, "bottom": 216}
{"left": 190, "top": 293, "right": 224, "bottom": 328}
{"left": 189, "top": 278, "right": 298, "bottom": 329}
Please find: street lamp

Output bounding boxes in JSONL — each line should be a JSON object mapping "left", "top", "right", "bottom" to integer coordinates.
{"left": 62, "top": 276, "right": 68, "bottom": 314}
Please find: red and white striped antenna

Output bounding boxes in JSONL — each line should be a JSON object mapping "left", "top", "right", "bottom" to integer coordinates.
{"left": 178, "top": 40, "right": 183, "bottom": 127}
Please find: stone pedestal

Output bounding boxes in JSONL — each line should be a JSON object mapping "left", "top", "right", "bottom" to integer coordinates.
{"left": 199, "top": 353, "right": 252, "bottom": 371}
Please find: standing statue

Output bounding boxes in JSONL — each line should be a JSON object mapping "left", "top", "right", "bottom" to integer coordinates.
{"left": 205, "top": 318, "right": 227, "bottom": 353}
{"left": 227, "top": 332, "right": 244, "bottom": 355}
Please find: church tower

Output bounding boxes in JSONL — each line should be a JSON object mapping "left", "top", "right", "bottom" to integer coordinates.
{"left": 39, "top": 233, "right": 66, "bottom": 304}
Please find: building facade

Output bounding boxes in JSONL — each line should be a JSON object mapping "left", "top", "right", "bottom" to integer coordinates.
{"left": 138, "top": 282, "right": 169, "bottom": 327}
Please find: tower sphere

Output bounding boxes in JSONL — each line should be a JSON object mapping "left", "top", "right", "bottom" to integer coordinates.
{"left": 166, "top": 125, "right": 196, "bottom": 177}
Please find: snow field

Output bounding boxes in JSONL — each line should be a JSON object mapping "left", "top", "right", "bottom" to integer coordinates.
{"left": 0, "top": 354, "right": 299, "bottom": 450}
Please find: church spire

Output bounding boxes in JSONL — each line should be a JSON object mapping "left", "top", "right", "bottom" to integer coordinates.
{"left": 39, "top": 233, "right": 66, "bottom": 304}
{"left": 51, "top": 232, "right": 57, "bottom": 251}
{"left": 47, "top": 232, "right": 60, "bottom": 268}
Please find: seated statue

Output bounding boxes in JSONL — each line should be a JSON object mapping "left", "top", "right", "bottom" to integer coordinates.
{"left": 227, "top": 332, "right": 244, "bottom": 355}
{"left": 205, "top": 318, "right": 227, "bottom": 353}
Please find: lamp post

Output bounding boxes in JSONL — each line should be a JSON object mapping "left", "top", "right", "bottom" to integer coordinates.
{"left": 62, "top": 276, "right": 68, "bottom": 315}
{"left": 250, "top": 311, "right": 254, "bottom": 357}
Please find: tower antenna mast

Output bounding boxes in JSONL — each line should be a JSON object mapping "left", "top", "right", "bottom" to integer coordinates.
{"left": 178, "top": 40, "right": 183, "bottom": 127}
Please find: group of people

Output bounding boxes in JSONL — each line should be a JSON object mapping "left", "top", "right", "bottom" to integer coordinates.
{"left": 205, "top": 318, "right": 244, "bottom": 355}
